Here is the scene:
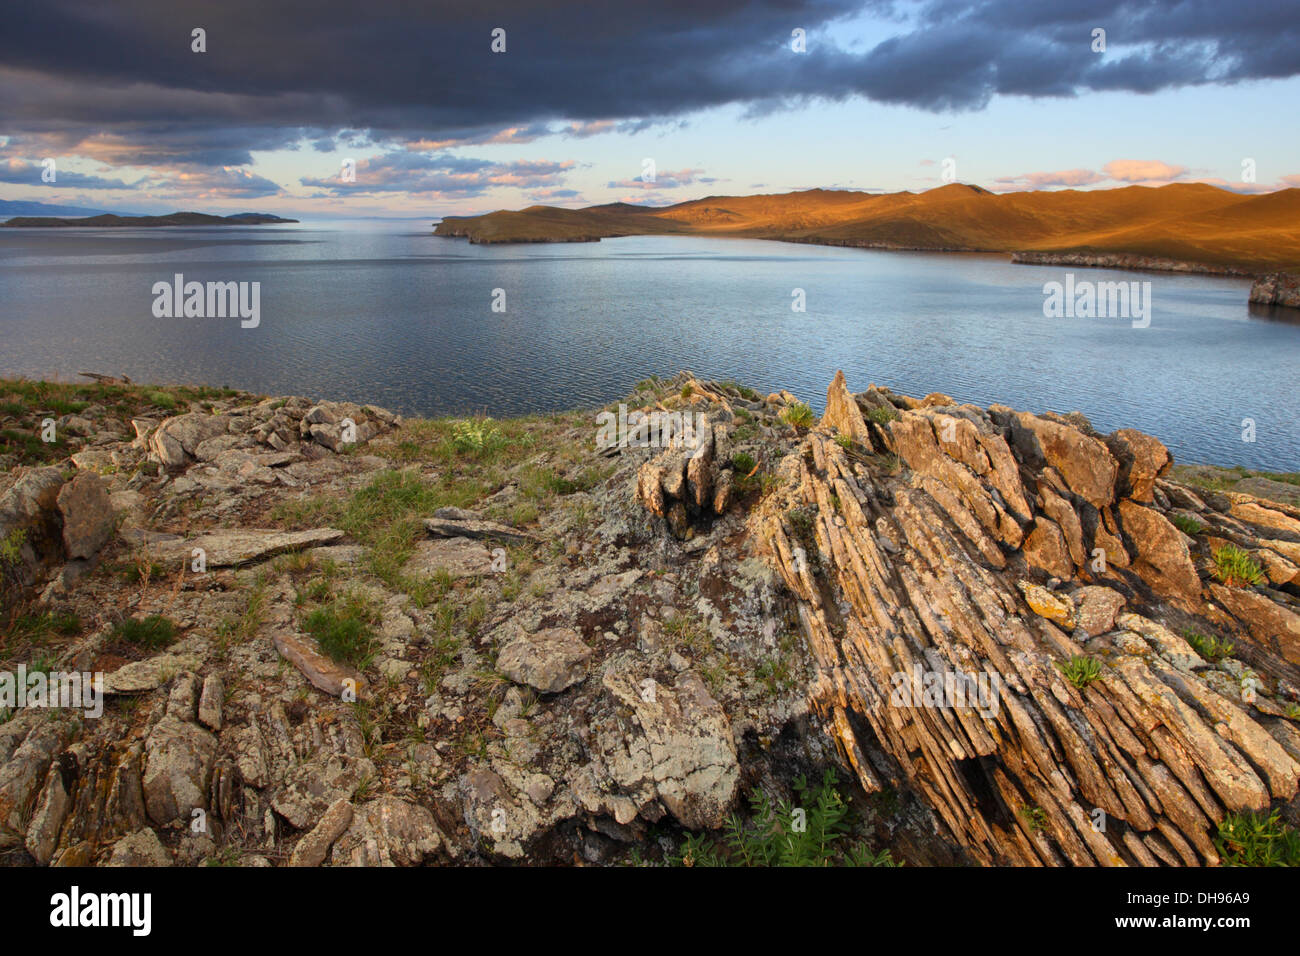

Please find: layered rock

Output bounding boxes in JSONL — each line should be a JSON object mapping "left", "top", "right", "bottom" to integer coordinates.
{"left": 751, "top": 370, "right": 1300, "bottom": 865}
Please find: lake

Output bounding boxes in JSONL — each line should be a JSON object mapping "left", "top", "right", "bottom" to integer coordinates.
{"left": 1, "top": 221, "right": 1296, "bottom": 470}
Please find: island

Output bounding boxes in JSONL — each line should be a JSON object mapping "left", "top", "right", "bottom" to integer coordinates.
{"left": 2, "top": 211, "right": 298, "bottom": 227}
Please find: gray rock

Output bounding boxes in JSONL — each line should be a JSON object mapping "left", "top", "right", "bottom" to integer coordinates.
{"left": 142, "top": 714, "right": 217, "bottom": 826}
{"left": 107, "top": 828, "right": 172, "bottom": 867}
{"left": 498, "top": 627, "right": 592, "bottom": 693}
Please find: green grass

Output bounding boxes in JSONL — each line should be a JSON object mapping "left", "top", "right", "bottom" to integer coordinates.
{"left": 1180, "top": 628, "right": 1235, "bottom": 663}
{"left": 779, "top": 401, "right": 814, "bottom": 429}
{"left": 302, "top": 592, "right": 378, "bottom": 667}
{"left": 670, "top": 769, "right": 897, "bottom": 867}
{"left": 1215, "top": 810, "right": 1300, "bottom": 866}
{"left": 866, "top": 405, "right": 900, "bottom": 425}
{"left": 1212, "top": 544, "right": 1265, "bottom": 588}
{"left": 110, "top": 615, "right": 178, "bottom": 650}
{"left": 1057, "top": 655, "right": 1103, "bottom": 689}
{"left": 451, "top": 418, "right": 505, "bottom": 455}
{"left": 1170, "top": 513, "right": 1205, "bottom": 536}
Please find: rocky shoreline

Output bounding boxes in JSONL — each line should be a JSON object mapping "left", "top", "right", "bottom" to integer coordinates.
{"left": 1, "top": 372, "right": 1298, "bottom": 866}
{"left": 1009, "top": 250, "right": 1255, "bottom": 278}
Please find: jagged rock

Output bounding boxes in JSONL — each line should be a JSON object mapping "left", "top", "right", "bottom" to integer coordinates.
{"left": 25, "top": 753, "right": 76, "bottom": 864}
{"left": 272, "top": 754, "right": 376, "bottom": 830}
{"left": 273, "top": 629, "right": 367, "bottom": 699}
{"left": 1207, "top": 584, "right": 1300, "bottom": 690}
{"left": 142, "top": 713, "right": 217, "bottom": 826}
{"left": 0, "top": 720, "right": 70, "bottom": 847}
{"left": 1118, "top": 500, "right": 1202, "bottom": 606}
{"left": 330, "top": 796, "right": 441, "bottom": 866}
{"left": 821, "top": 369, "right": 872, "bottom": 444}
{"left": 1249, "top": 271, "right": 1300, "bottom": 308}
{"left": 149, "top": 412, "right": 229, "bottom": 469}
{"left": 107, "top": 828, "right": 172, "bottom": 866}
{"left": 1019, "top": 581, "right": 1076, "bottom": 628}
{"left": 288, "top": 797, "right": 353, "bottom": 866}
{"left": 1023, "top": 519, "right": 1073, "bottom": 579}
{"left": 1106, "top": 429, "right": 1171, "bottom": 504}
{"left": 497, "top": 627, "right": 592, "bottom": 693}
{"left": 603, "top": 670, "right": 740, "bottom": 829}
{"left": 146, "top": 527, "right": 344, "bottom": 568}
{"left": 1074, "top": 586, "right": 1127, "bottom": 637}
{"left": 197, "top": 674, "right": 223, "bottom": 730}
{"left": 1001, "top": 409, "right": 1118, "bottom": 509}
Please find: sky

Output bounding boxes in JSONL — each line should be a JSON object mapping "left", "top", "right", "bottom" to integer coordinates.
{"left": 2, "top": 0, "right": 1298, "bottom": 219}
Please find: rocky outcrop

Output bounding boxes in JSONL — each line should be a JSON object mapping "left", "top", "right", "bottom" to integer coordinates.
{"left": 752, "top": 370, "right": 1300, "bottom": 866}
{"left": 1249, "top": 272, "right": 1300, "bottom": 309}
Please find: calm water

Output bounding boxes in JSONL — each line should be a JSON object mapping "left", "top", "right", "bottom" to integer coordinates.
{"left": 1, "top": 221, "right": 1297, "bottom": 470}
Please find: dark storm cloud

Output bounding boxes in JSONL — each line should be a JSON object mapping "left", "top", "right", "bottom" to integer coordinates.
{"left": 0, "top": 0, "right": 1295, "bottom": 167}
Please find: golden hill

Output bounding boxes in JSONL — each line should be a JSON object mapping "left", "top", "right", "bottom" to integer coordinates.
{"left": 433, "top": 183, "right": 1300, "bottom": 272}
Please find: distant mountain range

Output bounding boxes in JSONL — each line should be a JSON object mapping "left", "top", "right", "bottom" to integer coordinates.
{"left": 0, "top": 199, "right": 123, "bottom": 219}
{"left": 1, "top": 211, "right": 298, "bottom": 227}
{"left": 434, "top": 183, "right": 1300, "bottom": 273}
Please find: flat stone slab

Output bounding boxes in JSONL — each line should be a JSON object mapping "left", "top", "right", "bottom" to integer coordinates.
{"left": 404, "top": 537, "right": 495, "bottom": 578}
{"left": 103, "top": 652, "right": 205, "bottom": 695}
{"left": 273, "top": 629, "right": 368, "bottom": 699}
{"left": 146, "top": 528, "right": 344, "bottom": 567}
{"left": 424, "top": 509, "right": 538, "bottom": 544}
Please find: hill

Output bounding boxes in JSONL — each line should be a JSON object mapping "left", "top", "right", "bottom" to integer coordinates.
{"left": 2, "top": 211, "right": 299, "bottom": 228}
{"left": 434, "top": 183, "right": 1300, "bottom": 273}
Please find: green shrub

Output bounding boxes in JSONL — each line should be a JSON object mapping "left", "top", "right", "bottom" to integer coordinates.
{"left": 1170, "top": 513, "right": 1204, "bottom": 536}
{"left": 451, "top": 418, "right": 504, "bottom": 455}
{"left": 1212, "top": 545, "right": 1264, "bottom": 588}
{"left": 111, "top": 615, "right": 178, "bottom": 650}
{"left": 731, "top": 451, "right": 757, "bottom": 476}
{"left": 867, "top": 405, "right": 900, "bottom": 425}
{"left": 780, "top": 401, "right": 814, "bottom": 428}
{"left": 670, "top": 769, "right": 897, "bottom": 867}
{"left": 1058, "top": 655, "right": 1103, "bottom": 689}
{"left": 303, "top": 593, "right": 376, "bottom": 666}
{"left": 1180, "top": 628, "right": 1234, "bottom": 663}
{"left": 1215, "top": 810, "right": 1300, "bottom": 866}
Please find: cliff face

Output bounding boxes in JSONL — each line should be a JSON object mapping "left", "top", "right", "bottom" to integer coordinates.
{"left": 1249, "top": 272, "right": 1300, "bottom": 308}
{"left": 1, "top": 372, "right": 1298, "bottom": 866}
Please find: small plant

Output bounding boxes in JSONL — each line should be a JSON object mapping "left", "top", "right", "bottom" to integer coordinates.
{"left": 780, "top": 401, "right": 814, "bottom": 429}
{"left": 0, "top": 528, "right": 25, "bottom": 566}
{"left": 670, "top": 769, "right": 897, "bottom": 867}
{"left": 1170, "top": 513, "right": 1204, "bottom": 536}
{"left": 1020, "top": 806, "right": 1048, "bottom": 834}
{"left": 680, "top": 383, "right": 693, "bottom": 399}
{"left": 867, "top": 405, "right": 900, "bottom": 425}
{"left": 731, "top": 451, "right": 757, "bottom": 475}
{"left": 303, "top": 593, "right": 376, "bottom": 666}
{"left": 1212, "top": 545, "right": 1264, "bottom": 588}
{"left": 1058, "top": 655, "right": 1103, "bottom": 689}
{"left": 1215, "top": 810, "right": 1300, "bottom": 866}
{"left": 451, "top": 418, "right": 503, "bottom": 455}
{"left": 834, "top": 433, "right": 854, "bottom": 451}
{"left": 111, "top": 615, "right": 178, "bottom": 650}
{"left": 1180, "top": 628, "right": 1234, "bottom": 663}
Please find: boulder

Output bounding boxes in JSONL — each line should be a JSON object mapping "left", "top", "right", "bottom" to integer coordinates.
{"left": 1118, "top": 500, "right": 1202, "bottom": 606}
{"left": 56, "top": 472, "right": 114, "bottom": 559}
{"left": 149, "top": 412, "right": 229, "bottom": 468}
{"left": 821, "top": 369, "right": 872, "bottom": 444}
{"left": 1004, "top": 410, "right": 1118, "bottom": 509}
{"left": 1106, "top": 429, "right": 1171, "bottom": 503}
{"left": 142, "top": 714, "right": 217, "bottom": 826}
{"left": 498, "top": 627, "right": 592, "bottom": 693}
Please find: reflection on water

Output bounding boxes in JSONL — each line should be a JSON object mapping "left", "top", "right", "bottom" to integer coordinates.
{"left": 0, "top": 223, "right": 1296, "bottom": 470}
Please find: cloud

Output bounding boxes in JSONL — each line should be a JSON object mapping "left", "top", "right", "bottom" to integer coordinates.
{"left": 300, "top": 151, "right": 576, "bottom": 198}
{"left": 0, "top": 158, "right": 137, "bottom": 189}
{"left": 1102, "top": 159, "right": 1189, "bottom": 183}
{"left": 1, "top": 0, "right": 1296, "bottom": 174}
{"left": 995, "top": 168, "right": 1106, "bottom": 188}
{"left": 607, "top": 168, "right": 717, "bottom": 190}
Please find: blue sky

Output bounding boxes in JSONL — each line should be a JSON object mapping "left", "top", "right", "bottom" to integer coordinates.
{"left": 2, "top": 1, "right": 1297, "bottom": 218}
